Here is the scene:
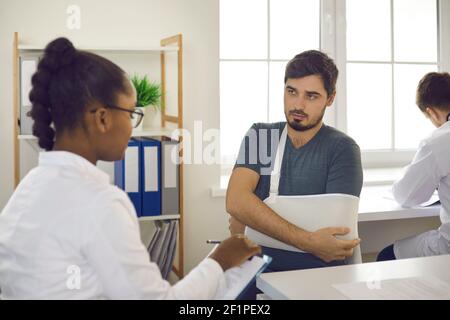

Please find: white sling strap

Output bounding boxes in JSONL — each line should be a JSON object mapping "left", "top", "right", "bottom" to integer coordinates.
{"left": 268, "top": 125, "right": 288, "bottom": 198}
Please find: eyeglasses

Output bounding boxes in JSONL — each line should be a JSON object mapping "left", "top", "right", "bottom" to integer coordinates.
{"left": 90, "top": 105, "right": 144, "bottom": 128}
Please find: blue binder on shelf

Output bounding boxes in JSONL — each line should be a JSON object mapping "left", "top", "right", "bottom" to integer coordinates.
{"left": 140, "top": 137, "right": 162, "bottom": 216}
{"left": 114, "top": 138, "right": 142, "bottom": 216}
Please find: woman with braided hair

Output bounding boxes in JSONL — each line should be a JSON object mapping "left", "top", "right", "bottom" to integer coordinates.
{"left": 0, "top": 37, "right": 260, "bottom": 299}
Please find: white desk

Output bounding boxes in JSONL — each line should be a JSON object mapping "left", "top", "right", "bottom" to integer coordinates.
{"left": 358, "top": 185, "right": 440, "bottom": 222}
{"left": 257, "top": 254, "right": 450, "bottom": 300}
{"left": 356, "top": 185, "right": 441, "bottom": 254}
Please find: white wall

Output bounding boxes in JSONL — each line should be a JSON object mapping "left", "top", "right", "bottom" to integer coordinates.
{"left": 0, "top": 0, "right": 229, "bottom": 274}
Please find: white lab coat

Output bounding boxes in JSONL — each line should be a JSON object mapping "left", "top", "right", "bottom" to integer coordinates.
{"left": 0, "top": 151, "right": 225, "bottom": 299}
{"left": 392, "top": 121, "right": 450, "bottom": 259}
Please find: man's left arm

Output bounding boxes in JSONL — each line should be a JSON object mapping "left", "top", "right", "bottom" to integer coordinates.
{"left": 326, "top": 139, "right": 363, "bottom": 197}
{"left": 392, "top": 144, "right": 441, "bottom": 207}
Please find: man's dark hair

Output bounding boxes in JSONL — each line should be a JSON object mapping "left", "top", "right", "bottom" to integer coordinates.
{"left": 29, "top": 37, "right": 131, "bottom": 151}
{"left": 416, "top": 72, "right": 450, "bottom": 112}
{"left": 284, "top": 50, "right": 338, "bottom": 97}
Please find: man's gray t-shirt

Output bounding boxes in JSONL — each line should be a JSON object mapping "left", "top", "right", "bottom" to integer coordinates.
{"left": 234, "top": 122, "right": 363, "bottom": 200}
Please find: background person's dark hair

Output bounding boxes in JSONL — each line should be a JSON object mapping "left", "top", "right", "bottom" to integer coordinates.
{"left": 29, "top": 37, "right": 131, "bottom": 151}
{"left": 416, "top": 72, "right": 450, "bottom": 113}
{"left": 284, "top": 50, "right": 338, "bottom": 97}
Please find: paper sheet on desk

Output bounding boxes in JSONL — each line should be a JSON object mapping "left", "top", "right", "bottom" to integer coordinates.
{"left": 332, "top": 276, "right": 450, "bottom": 300}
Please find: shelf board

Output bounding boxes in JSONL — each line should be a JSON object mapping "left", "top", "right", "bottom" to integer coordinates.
{"left": 18, "top": 45, "right": 178, "bottom": 53}
{"left": 139, "top": 214, "right": 180, "bottom": 222}
{"left": 131, "top": 127, "right": 179, "bottom": 138}
{"left": 18, "top": 135, "right": 36, "bottom": 140}
{"left": 18, "top": 127, "right": 179, "bottom": 140}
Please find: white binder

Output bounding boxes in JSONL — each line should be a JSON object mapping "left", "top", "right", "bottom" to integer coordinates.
{"left": 19, "top": 57, "right": 38, "bottom": 135}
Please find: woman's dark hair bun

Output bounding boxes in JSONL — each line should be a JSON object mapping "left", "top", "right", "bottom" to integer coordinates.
{"left": 29, "top": 37, "right": 78, "bottom": 151}
{"left": 39, "top": 37, "right": 77, "bottom": 72}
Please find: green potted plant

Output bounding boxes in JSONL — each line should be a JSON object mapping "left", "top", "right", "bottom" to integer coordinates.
{"left": 131, "top": 74, "right": 162, "bottom": 130}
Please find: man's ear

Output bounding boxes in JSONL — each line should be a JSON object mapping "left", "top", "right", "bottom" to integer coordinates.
{"left": 425, "top": 106, "right": 436, "bottom": 119}
{"left": 425, "top": 107, "right": 442, "bottom": 127}
{"left": 326, "top": 91, "right": 336, "bottom": 107}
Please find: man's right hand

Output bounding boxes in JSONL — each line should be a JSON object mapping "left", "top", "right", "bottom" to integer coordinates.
{"left": 210, "top": 234, "right": 262, "bottom": 271}
{"left": 303, "top": 227, "right": 361, "bottom": 263}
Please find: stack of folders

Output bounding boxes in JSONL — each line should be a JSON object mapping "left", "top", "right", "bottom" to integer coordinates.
{"left": 114, "top": 136, "right": 180, "bottom": 217}
{"left": 147, "top": 220, "right": 179, "bottom": 279}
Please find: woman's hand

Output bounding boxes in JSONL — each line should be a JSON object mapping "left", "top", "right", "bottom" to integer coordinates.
{"left": 210, "top": 234, "right": 261, "bottom": 271}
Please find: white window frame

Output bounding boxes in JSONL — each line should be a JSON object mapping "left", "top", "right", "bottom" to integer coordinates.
{"left": 220, "top": 0, "right": 450, "bottom": 176}
{"left": 220, "top": 0, "right": 325, "bottom": 176}
{"left": 220, "top": 0, "right": 323, "bottom": 175}
{"left": 332, "top": 0, "right": 450, "bottom": 168}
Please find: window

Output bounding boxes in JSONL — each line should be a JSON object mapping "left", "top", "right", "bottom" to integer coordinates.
{"left": 220, "top": 0, "right": 446, "bottom": 172}
{"left": 220, "top": 0, "right": 321, "bottom": 166}
{"left": 345, "top": 0, "right": 438, "bottom": 153}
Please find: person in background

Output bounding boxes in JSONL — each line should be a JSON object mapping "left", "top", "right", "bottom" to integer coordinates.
{"left": 377, "top": 72, "right": 450, "bottom": 261}
{"left": 0, "top": 37, "right": 260, "bottom": 299}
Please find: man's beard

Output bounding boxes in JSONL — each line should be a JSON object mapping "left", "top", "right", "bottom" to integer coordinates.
{"left": 285, "top": 107, "right": 326, "bottom": 132}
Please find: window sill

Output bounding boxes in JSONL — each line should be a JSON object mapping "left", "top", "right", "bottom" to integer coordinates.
{"left": 362, "top": 167, "right": 404, "bottom": 186}
{"left": 210, "top": 167, "right": 404, "bottom": 198}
